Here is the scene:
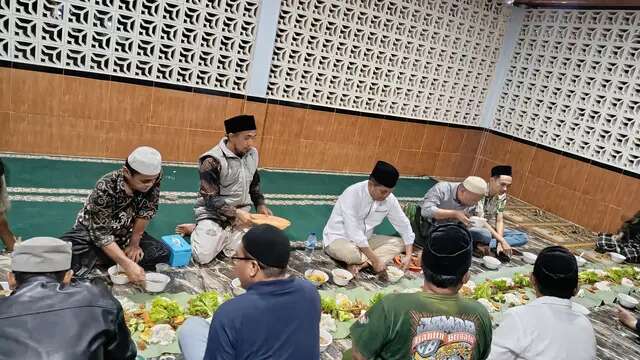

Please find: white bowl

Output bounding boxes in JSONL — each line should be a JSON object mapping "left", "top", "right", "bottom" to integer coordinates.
{"left": 575, "top": 256, "right": 587, "bottom": 267}
{"left": 469, "top": 216, "right": 487, "bottom": 228}
{"left": 618, "top": 293, "right": 639, "bottom": 309}
{"left": 108, "top": 265, "right": 129, "bottom": 285}
{"left": 610, "top": 252, "right": 626, "bottom": 264}
{"left": 305, "top": 269, "right": 329, "bottom": 286}
{"left": 482, "top": 256, "right": 501, "bottom": 270}
{"left": 144, "top": 272, "right": 170, "bottom": 293}
{"left": 522, "top": 252, "right": 537, "bottom": 265}
{"left": 319, "top": 329, "right": 333, "bottom": 353}
{"left": 331, "top": 268, "right": 353, "bottom": 286}
{"left": 386, "top": 266, "right": 404, "bottom": 283}
{"left": 155, "top": 263, "right": 170, "bottom": 272}
{"left": 231, "top": 278, "right": 246, "bottom": 296}
{"left": 572, "top": 302, "right": 590, "bottom": 315}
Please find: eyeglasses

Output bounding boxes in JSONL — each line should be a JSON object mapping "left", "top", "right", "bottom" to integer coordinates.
{"left": 230, "top": 256, "right": 268, "bottom": 269}
{"left": 230, "top": 256, "right": 256, "bottom": 264}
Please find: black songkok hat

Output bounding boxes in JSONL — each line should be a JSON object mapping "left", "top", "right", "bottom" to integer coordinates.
{"left": 224, "top": 114, "right": 257, "bottom": 134}
{"left": 370, "top": 161, "right": 399, "bottom": 188}
{"left": 242, "top": 224, "right": 290, "bottom": 269}
{"left": 421, "top": 224, "right": 473, "bottom": 277}
{"left": 491, "top": 165, "right": 512, "bottom": 177}
{"left": 533, "top": 246, "right": 578, "bottom": 288}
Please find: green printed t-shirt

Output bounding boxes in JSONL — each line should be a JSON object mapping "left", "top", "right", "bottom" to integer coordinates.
{"left": 350, "top": 292, "right": 493, "bottom": 360}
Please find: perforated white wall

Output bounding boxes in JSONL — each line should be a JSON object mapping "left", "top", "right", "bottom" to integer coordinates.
{"left": 0, "top": 0, "right": 260, "bottom": 93}
{"left": 493, "top": 10, "right": 640, "bottom": 173}
{"left": 267, "top": 0, "right": 510, "bottom": 126}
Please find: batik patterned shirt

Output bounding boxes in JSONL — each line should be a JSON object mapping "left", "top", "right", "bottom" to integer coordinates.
{"left": 474, "top": 193, "right": 507, "bottom": 228}
{"left": 74, "top": 169, "right": 160, "bottom": 248}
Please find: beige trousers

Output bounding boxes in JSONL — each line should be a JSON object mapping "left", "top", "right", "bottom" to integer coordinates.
{"left": 190, "top": 219, "right": 247, "bottom": 265}
{"left": 0, "top": 175, "right": 9, "bottom": 214}
{"left": 324, "top": 235, "right": 405, "bottom": 266}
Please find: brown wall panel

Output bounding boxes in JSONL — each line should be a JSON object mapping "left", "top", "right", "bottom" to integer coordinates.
{"left": 478, "top": 133, "right": 639, "bottom": 233}
{"left": 0, "top": 68, "right": 11, "bottom": 112}
{"left": 1, "top": 68, "right": 638, "bottom": 234}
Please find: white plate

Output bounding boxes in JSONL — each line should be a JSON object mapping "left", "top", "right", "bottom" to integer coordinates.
{"left": 618, "top": 293, "right": 639, "bottom": 309}
{"left": 331, "top": 268, "right": 353, "bottom": 286}
{"left": 305, "top": 269, "right": 329, "bottom": 286}
{"left": 231, "top": 278, "right": 246, "bottom": 296}
{"left": 482, "top": 256, "right": 501, "bottom": 270}
{"left": 319, "top": 329, "right": 333, "bottom": 353}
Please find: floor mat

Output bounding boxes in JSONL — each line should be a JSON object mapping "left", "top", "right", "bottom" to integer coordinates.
{"left": 0, "top": 154, "right": 436, "bottom": 246}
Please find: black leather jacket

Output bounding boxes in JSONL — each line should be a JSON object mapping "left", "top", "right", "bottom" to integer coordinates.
{"left": 0, "top": 276, "right": 137, "bottom": 360}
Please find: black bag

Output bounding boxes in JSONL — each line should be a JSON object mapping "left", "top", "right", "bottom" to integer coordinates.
{"left": 410, "top": 205, "right": 431, "bottom": 249}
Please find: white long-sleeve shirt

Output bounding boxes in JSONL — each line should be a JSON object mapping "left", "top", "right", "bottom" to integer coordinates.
{"left": 322, "top": 181, "right": 415, "bottom": 248}
{"left": 488, "top": 296, "right": 596, "bottom": 360}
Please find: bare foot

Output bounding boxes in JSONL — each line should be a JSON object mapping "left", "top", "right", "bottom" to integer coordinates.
{"left": 347, "top": 264, "right": 360, "bottom": 276}
{"left": 175, "top": 224, "right": 196, "bottom": 236}
{"left": 616, "top": 305, "right": 638, "bottom": 330}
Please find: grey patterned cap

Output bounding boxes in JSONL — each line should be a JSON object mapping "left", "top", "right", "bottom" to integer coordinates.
{"left": 11, "top": 237, "right": 72, "bottom": 272}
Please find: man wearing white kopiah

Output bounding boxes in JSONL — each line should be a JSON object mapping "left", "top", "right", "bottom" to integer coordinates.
{"left": 323, "top": 161, "right": 415, "bottom": 275}
{"left": 60, "top": 146, "right": 168, "bottom": 284}
{"left": 176, "top": 115, "right": 271, "bottom": 265}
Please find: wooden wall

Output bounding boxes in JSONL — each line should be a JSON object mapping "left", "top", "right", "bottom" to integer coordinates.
{"left": 1, "top": 67, "right": 638, "bottom": 233}
{"left": 476, "top": 132, "right": 640, "bottom": 233}
{"left": 0, "top": 67, "right": 480, "bottom": 176}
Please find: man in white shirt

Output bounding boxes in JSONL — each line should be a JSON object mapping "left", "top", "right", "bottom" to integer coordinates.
{"left": 323, "top": 161, "right": 414, "bottom": 275}
{"left": 488, "top": 246, "right": 596, "bottom": 360}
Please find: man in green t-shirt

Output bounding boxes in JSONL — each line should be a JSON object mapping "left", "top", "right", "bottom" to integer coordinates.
{"left": 348, "top": 224, "right": 492, "bottom": 360}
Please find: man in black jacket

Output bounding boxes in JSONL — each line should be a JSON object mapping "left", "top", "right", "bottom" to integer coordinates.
{"left": 0, "top": 237, "right": 136, "bottom": 360}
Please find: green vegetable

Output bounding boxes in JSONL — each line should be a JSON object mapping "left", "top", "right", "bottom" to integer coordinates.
{"left": 369, "top": 292, "right": 385, "bottom": 307}
{"left": 473, "top": 281, "right": 493, "bottom": 300}
{"left": 187, "top": 291, "right": 220, "bottom": 318}
{"left": 337, "top": 310, "right": 354, "bottom": 322}
{"left": 222, "top": 292, "right": 233, "bottom": 303}
{"left": 513, "top": 273, "right": 530, "bottom": 288}
{"left": 492, "top": 279, "right": 511, "bottom": 292}
{"left": 321, "top": 295, "right": 337, "bottom": 315}
{"left": 578, "top": 270, "right": 599, "bottom": 285}
{"left": 606, "top": 266, "right": 637, "bottom": 283}
{"left": 149, "top": 297, "right": 184, "bottom": 323}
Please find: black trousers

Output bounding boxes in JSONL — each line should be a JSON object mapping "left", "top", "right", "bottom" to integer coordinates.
{"left": 60, "top": 226, "right": 170, "bottom": 277}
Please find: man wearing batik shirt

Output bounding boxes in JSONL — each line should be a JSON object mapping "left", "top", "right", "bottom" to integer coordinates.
{"left": 61, "top": 147, "right": 169, "bottom": 283}
{"left": 469, "top": 165, "right": 528, "bottom": 257}
{"left": 347, "top": 224, "right": 492, "bottom": 360}
{"left": 176, "top": 115, "right": 271, "bottom": 265}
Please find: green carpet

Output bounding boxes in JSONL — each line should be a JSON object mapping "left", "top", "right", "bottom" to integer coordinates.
{"left": 1, "top": 155, "right": 437, "bottom": 247}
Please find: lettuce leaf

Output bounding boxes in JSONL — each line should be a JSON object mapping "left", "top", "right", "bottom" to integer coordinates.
{"left": 187, "top": 291, "right": 220, "bottom": 318}
{"left": 149, "top": 297, "right": 184, "bottom": 323}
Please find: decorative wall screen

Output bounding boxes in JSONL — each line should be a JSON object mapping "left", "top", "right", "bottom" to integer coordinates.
{"left": 267, "top": 0, "right": 510, "bottom": 126}
{"left": 493, "top": 10, "right": 640, "bottom": 173}
{"left": 0, "top": 0, "right": 260, "bottom": 93}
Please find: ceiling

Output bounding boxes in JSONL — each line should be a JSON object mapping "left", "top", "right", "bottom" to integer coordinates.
{"left": 514, "top": 0, "right": 640, "bottom": 8}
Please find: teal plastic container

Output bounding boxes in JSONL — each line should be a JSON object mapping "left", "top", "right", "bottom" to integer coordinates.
{"left": 160, "top": 235, "right": 192, "bottom": 267}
